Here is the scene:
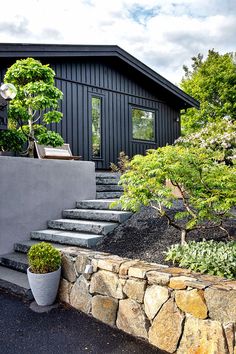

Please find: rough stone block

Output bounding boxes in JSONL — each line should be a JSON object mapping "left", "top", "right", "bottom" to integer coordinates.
{"left": 169, "top": 276, "right": 196, "bottom": 289}
{"left": 75, "top": 255, "right": 90, "bottom": 274}
{"left": 123, "top": 278, "right": 146, "bottom": 303}
{"left": 58, "top": 278, "right": 72, "bottom": 303}
{"left": 146, "top": 271, "right": 170, "bottom": 286}
{"left": 149, "top": 298, "right": 184, "bottom": 353}
{"left": 70, "top": 275, "right": 92, "bottom": 314}
{"left": 116, "top": 298, "right": 149, "bottom": 339}
{"left": 91, "top": 295, "right": 118, "bottom": 326}
{"left": 90, "top": 270, "right": 123, "bottom": 299}
{"left": 144, "top": 285, "right": 169, "bottom": 320}
{"left": 61, "top": 254, "right": 77, "bottom": 283}
{"left": 175, "top": 289, "right": 208, "bottom": 319}
{"left": 128, "top": 262, "right": 161, "bottom": 279}
{"left": 177, "top": 317, "right": 228, "bottom": 354}
{"left": 119, "top": 260, "right": 139, "bottom": 276}
{"left": 97, "top": 256, "right": 124, "bottom": 273}
{"left": 205, "top": 288, "right": 236, "bottom": 323}
{"left": 223, "top": 322, "right": 235, "bottom": 354}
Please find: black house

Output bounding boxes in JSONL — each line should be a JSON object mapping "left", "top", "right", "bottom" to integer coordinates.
{"left": 0, "top": 44, "right": 199, "bottom": 169}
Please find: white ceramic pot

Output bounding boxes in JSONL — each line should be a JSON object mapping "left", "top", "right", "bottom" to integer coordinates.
{"left": 27, "top": 267, "right": 61, "bottom": 306}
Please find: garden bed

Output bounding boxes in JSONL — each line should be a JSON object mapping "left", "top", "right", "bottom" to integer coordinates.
{"left": 96, "top": 206, "right": 236, "bottom": 265}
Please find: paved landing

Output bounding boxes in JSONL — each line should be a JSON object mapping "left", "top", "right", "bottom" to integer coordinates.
{"left": 0, "top": 291, "right": 166, "bottom": 354}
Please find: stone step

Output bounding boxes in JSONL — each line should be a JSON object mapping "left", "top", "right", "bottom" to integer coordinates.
{"left": 0, "top": 252, "right": 28, "bottom": 273}
{"left": 96, "top": 178, "right": 120, "bottom": 185}
{"left": 96, "top": 172, "right": 120, "bottom": 179}
{"left": 96, "top": 191, "right": 123, "bottom": 199}
{"left": 31, "top": 230, "right": 104, "bottom": 247}
{"left": 63, "top": 209, "right": 132, "bottom": 223}
{"left": 0, "top": 265, "right": 33, "bottom": 299}
{"left": 96, "top": 185, "right": 123, "bottom": 192}
{"left": 14, "top": 240, "right": 67, "bottom": 254}
{"left": 48, "top": 219, "right": 118, "bottom": 235}
{"left": 76, "top": 199, "right": 121, "bottom": 210}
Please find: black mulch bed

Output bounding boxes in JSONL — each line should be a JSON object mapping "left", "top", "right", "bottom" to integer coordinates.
{"left": 95, "top": 206, "right": 236, "bottom": 265}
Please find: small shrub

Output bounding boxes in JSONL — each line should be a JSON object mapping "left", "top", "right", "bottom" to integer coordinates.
{"left": 0, "top": 129, "right": 26, "bottom": 152}
{"left": 37, "top": 130, "right": 64, "bottom": 147}
{"left": 110, "top": 151, "right": 130, "bottom": 174}
{"left": 165, "top": 240, "right": 236, "bottom": 279}
{"left": 28, "top": 242, "right": 61, "bottom": 274}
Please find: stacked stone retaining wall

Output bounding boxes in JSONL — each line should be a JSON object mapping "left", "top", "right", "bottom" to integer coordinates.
{"left": 59, "top": 247, "right": 236, "bottom": 354}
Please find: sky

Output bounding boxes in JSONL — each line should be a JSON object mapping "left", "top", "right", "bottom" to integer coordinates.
{"left": 0, "top": 0, "right": 235, "bottom": 85}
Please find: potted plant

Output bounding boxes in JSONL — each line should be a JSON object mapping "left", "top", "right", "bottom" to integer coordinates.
{"left": 27, "top": 242, "right": 61, "bottom": 306}
{"left": 0, "top": 129, "right": 26, "bottom": 156}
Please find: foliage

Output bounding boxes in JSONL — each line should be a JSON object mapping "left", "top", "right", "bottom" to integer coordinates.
{"left": 36, "top": 130, "right": 64, "bottom": 147}
{"left": 165, "top": 240, "right": 236, "bottom": 279}
{"left": 176, "top": 118, "right": 236, "bottom": 166}
{"left": 180, "top": 50, "right": 236, "bottom": 134}
{"left": 0, "top": 129, "right": 26, "bottom": 152}
{"left": 117, "top": 145, "right": 236, "bottom": 244}
{"left": 91, "top": 97, "right": 101, "bottom": 157}
{"left": 4, "top": 58, "right": 63, "bottom": 157}
{"left": 28, "top": 242, "right": 61, "bottom": 274}
{"left": 110, "top": 151, "right": 130, "bottom": 174}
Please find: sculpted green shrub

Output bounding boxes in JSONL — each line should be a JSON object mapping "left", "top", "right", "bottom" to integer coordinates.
{"left": 4, "top": 58, "right": 64, "bottom": 157}
{"left": 0, "top": 129, "right": 26, "bottom": 152}
{"left": 28, "top": 242, "right": 61, "bottom": 274}
{"left": 165, "top": 240, "right": 236, "bottom": 279}
{"left": 117, "top": 145, "right": 236, "bottom": 245}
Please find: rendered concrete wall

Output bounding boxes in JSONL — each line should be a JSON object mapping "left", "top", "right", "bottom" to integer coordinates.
{"left": 0, "top": 157, "right": 96, "bottom": 254}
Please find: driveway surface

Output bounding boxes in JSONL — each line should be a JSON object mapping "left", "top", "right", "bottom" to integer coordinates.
{"left": 0, "top": 291, "right": 166, "bottom": 354}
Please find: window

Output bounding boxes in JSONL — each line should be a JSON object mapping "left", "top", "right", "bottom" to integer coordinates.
{"left": 131, "top": 107, "right": 155, "bottom": 141}
{"left": 91, "top": 96, "right": 102, "bottom": 158}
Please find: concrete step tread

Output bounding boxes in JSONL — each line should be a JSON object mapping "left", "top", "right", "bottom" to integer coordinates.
{"left": 76, "top": 199, "right": 122, "bottom": 211}
{"left": 96, "top": 185, "right": 123, "bottom": 191}
{"left": 32, "top": 229, "right": 104, "bottom": 239}
{"left": 0, "top": 252, "right": 28, "bottom": 264}
{"left": 96, "top": 191, "right": 123, "bottom": 199}
{"left": 31, "top": 230, "right": 103, "bottom": 247}
{"left": 96, "top": 172, "right": 120, "bottom": 178}
{"left": 0, "top": 265, "right": 32, "bottom": 299}
{"left": 49, "top": 219, "right": 118, "bottom": 227}
{"left": 64, "top": 209, "right": 131, "bottom": 215}
{"left": 63, "top": 209, "right": 132, "bottom": 223}
{"left": 14, "top": 240, "right": 68, "bottom": 253}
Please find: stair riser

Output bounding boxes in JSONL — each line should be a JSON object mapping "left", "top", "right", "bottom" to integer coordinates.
{"left": 14, "top": 243, "right": 31, "bottom": 254}
{"left": 96, "top": 178, "right": 120, "bottom": 185}
{"left": 31, "top": 232, "right": 102, "bottom": 247}
{"left": 63, "top": 210, "right": 131, "bottom": 223}
{"left": 76, "top": 200, "right": 121, "bottom": 210}
{"left": 96, "top": 192, "right": 123, "bottom": 199}
{"left": 48, "top": 220, "right": 116, "bottom": 235}
{"left": 96, "top": 185, "right": 123, "bottom": 192}
{"left": 0, "top": 257, "right": 28, "bottom": 273}
{"left": 0, "top": 279, "right": 33, "bottom": 300}
{"left": 96, "top": 173, "right": 120, "bottom": 179}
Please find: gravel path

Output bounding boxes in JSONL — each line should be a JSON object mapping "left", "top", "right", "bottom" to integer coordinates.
{"left": 96, "top": 206, "right": 235, "bottom": 264}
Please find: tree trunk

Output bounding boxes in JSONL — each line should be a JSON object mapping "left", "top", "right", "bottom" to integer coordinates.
{"left": 181, "top": 230, "right": 187, "bottom": 245}
{"left": 28, "top": 117, "right": 34, "bottom": 158}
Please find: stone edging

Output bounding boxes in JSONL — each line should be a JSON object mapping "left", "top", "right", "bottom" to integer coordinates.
{"left": 58, "top": 247, "right": 236, "bottom": 354}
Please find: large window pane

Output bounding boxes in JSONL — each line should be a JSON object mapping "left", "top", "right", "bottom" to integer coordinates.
{"left": 132, "top": 108, "right": 155, "bottom": 141}
{"left": 92, "top": 96, "right": 101, "bottom": 158}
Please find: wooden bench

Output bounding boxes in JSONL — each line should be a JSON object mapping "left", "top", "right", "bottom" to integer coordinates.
{"left": 35, "top": 142, "right": 81, "bottom": 160}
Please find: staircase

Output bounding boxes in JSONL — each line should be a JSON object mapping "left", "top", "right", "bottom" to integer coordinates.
{"left": 0, "top": 172, "right": 131, "bottom": 298}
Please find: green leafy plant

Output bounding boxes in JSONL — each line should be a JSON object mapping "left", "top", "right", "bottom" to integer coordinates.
{"left": 37, "top": 130, "right": 64, "bottom": 147}
{"left": 28, "top": 242, "right": 61, "bottom": 274}
{"left": 165, "top": 240, "right": 236, "bottom": 279}
{"left": 0, "top": 129, "right": 26, "bottom": 152}
{"left": 117, "top": 145, "right": 236, "bottom": 245}
{"left": 4, "top": 57, "right": 64, "bottom": 157}
{"left": 180, "top": 50, "right": 236, "bottom": 134}
{"left": 110, "top": 151, "right": 130, "bottom": 174}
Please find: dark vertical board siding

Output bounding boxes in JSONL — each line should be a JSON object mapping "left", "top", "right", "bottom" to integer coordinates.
{"left": 0, "top": 58, "right": 181, "bottom": 168}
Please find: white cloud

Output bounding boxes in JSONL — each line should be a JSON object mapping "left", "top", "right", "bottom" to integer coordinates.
{"left": 0, "top": 0, "right": 235, "bottom": 84}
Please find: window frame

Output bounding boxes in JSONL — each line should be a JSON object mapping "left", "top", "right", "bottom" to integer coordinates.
{"left": 89, "top": 93, "right": 104, "bottom": 160}
{"left": 130, "top": 105, "right": 156, "bottom": 143}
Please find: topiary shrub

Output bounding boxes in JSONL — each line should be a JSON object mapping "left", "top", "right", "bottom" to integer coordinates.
{"left": 28, "top": 242, "right": 61, "bottom": 274}
{"left": 165, "top": 240, "right": 236, "bottom": 279}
